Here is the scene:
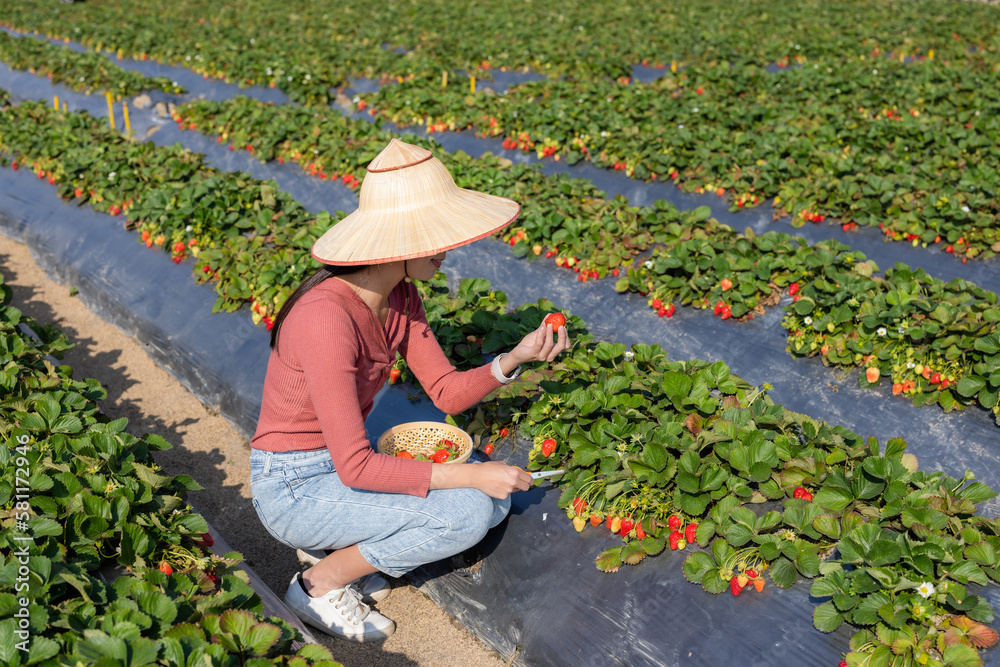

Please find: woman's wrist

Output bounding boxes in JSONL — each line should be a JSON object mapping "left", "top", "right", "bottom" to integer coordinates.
{"left": 493, "top": 352, "right": 522, "bottom": 383}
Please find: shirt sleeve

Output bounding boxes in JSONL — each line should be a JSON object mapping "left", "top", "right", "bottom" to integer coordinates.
{"left": 398, "top": 283, "right": 504, "bottom": 414}
{"left": 284, "top": 297, "right": 433, "bottom": 496}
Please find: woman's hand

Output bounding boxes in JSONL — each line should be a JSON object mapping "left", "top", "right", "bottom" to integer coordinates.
{"left": 501, "top": 322, "right": 570, "bottom": 373}
{"left": 470, "top": 461, "right": 533, "bottom": 499}
{"left": 429, "top": 460, "right": 532, "bottom": 499}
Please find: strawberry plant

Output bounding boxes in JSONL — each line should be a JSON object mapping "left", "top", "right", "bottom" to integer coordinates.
{"left": 0, "top": 270, "right": 343, "bottom": 665}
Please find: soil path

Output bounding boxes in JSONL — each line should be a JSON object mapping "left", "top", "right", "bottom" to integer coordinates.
{"left": 0, "top": 233, "right": 507, "bottom": 667}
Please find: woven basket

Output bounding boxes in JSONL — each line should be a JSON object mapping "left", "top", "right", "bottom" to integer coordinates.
{"left": 376, "top": 421, "right": 473, "bottom": 464}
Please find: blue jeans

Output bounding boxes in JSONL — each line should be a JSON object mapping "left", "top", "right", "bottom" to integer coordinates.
{"left": 249, "top": 448, "right": 511, "bottom": 577}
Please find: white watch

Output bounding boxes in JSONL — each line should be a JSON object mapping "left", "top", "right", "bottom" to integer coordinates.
{"left": 491, "top": 353, "right": 521, "bottom": 384}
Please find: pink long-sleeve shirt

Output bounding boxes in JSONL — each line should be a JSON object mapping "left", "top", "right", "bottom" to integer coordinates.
{"left": 251, "top": 277, "right": 502, "bottom": 497}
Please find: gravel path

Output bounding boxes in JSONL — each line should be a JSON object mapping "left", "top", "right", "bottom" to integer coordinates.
{"left": 0, "top": 233, "right": 507, "bottom": 667}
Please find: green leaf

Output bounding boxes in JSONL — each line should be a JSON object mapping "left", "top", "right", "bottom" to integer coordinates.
{"left": 813, "top": 486, "right": 854, "bottom": 512}
{"left": 941, "top": 644, "right": 983, "bottom": 667}
{"left": 245, "top": 623, "right": 281, "bottom": 656}
{"left": 812, "top": 514, "right": 841, "bottom": 540}
{"left": 956, "top": 376, "right": 987, "bottom": 397}
{"left": 682, "top": 552, "right": 715, "bottom": 584}
{"left": 965, "top": 542, "right": 998, "bottom": 567}
{"left": 813, "top": 601, "right": 845, "bottom": 632}
{"left": 595, "top": 547, "right": 624, "bottom": 572}
{"left": 769, "top": 556, "right": 797, "bottom": 588}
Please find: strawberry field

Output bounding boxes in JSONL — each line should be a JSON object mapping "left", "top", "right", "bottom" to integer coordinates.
{"left": 2, "top": 0, "right": 1000, "bottom": 665}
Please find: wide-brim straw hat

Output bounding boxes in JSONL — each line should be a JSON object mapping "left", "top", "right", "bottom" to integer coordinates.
{"left": 311, "top": 138, "right": 520, "bottom": 265}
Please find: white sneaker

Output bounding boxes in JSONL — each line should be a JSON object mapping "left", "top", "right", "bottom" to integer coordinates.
{"left": 296, "top": 548, "right": 391, "bottom": 603}
{"left": 284, "top": 572, "right": 395, "bottom": 642}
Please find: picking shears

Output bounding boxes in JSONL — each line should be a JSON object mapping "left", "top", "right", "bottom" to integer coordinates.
{"left": 516, "top": 467, "right": 566, "bottom": 480}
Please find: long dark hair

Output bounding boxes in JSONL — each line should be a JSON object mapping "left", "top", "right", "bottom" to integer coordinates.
{"left": 270, "top": 264, "right": 371, "bottom": 350}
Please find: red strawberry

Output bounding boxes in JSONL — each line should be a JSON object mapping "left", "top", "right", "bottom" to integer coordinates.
{"left": 793, "top": 487, "right": 806, "bottom": 499}
{"left": 431, "top": 448, "right": 451, "bottom": 463}
{"left": 590, "top": 515, "right": 602, "bottom": 526}
{"left": 684, "top": 522, "right": 697, "bottom": 542}
{"left": 720, "top": 279, "right": 733, "bottom": 291}
{"left": 664, "top": 304, "right": 675, "bottom": 317}
{"left": 788, "top": 282, "right": 800, "bottom": 296}
{"left": 620, "top": 517, "right": 635, "bottom": 536}
{"left": 892, "top": 383, "right": 903, "bottom": 395}
{"left": 635, "top": 523, "right": 646, "bottom": 539}
{"left": 206, "top": 571, "right": 218, "bottom": 583}
{"left": 801, "top": 491, "right": 813, "bottom": 501}
{"left": 930, "top": 372, "right": 941, "bottom": 385}
{"left": 74, "top": 187, "right": 83, "bottom": 198}
{"left": 669, "top": 530, "right": 683, "bottom": 550}
{"left": 606, "top": 515, "right": 615, "bottom": 531}
{"left": 730, "top": 576, "right": 743, "bottom": 596}
{"left": 668, "top": 514, "right": 682, "bottom": 531}
{"left": 657, "top": 307, "right": 668, "bottom": 317}
{"left": 746, "top": 568, "right": 758, "bottom": 579}
{"left": 651, "top": 298, "right": 663, "bottom": 309}
{"left": 388, "top": 368, "right": 401, "bottom": 383}
{"left": 196, "top": 532, "right": 214, "bottom": 547}
{"left": 484, "top": 442, "right": 494, "bottom": 455}
{"left": 720, "top": 305, "right": 732, "bottom": 320}
{"left": 159, "top": 561, "right": 173, "bottom": 575}
{"left": 541, "top": 438, "right": 557, "bottom": 457}
{"left": 499, "top": 427, "right": 509, "bottom": 438}
{"left": 713, "top": 301, "right": 725, "bottom": 315}
{"left": 572, "top": 497, "right": 587, "bottom": 514}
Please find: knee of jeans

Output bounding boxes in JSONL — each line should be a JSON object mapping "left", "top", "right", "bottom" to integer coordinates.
{"left": 445, "top": 490, "right": 495, "bottom": 545}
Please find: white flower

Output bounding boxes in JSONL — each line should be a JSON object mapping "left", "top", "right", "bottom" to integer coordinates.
{"left": 962, "top": 205, "right": 970, "bottom": 212}
{"left": 266, "top": 67, "right": 273, "bottom": 75}
{"left": 79, "top": 76, "right": 85, "bottom": 82}
{"left": 916, "top": 582, "right": 935, "bottom": 598}
{"left": 872, "top": 69, "right": 878, "bottom": 74}
{"left": 644, "top": 260, "right": 654, "bottom": 269}
{"left": 185, "top": 225, "right": 192, "bottom": 232}
{"left": 185, "top": 55, "right": 191, "bottom": 61}
{"left": 624, "top": 350, "right": 635, "bottom": 361}
{"left": 804, "top": 317, "right": 813, "bottom": 325}
{"left": 907, "top": 361, "right": 914, "bottom": 368}
{"left": 108, "top": 172, "right": 116, "bottom": 180}
{"left": 677, "top": 124, "right": 684, "bottom": 129}
{"left": 877, "top": 327, "right": 887, "bottom": 336}
{"left": 692, "top": 107, "right": 699, "bottom": 112}
{"left": 290, "top": 265, "right": 295, "bottom": 272}
{"left": 600, "top": 131, "right": 608, "bottom": 137}
{"left": 304, "top": 74, "right": 311, "bottom": 81}
{"left": 249, "top": 38, "right": 255, "bottom": 45}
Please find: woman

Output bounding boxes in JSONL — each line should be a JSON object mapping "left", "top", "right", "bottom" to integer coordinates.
{"left": 250, "top": 138, "right": 569, "bottom": 642}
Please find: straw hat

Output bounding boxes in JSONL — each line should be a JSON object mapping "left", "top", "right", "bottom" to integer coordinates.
{"left": 311, "top": 138, "right": 520, "bottom": 265}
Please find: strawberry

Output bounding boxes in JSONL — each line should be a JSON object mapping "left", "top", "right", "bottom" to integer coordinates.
{"left": 669, "top": 530, "right": 683, "bottom": 550}
{"left": 573, "top": 516, "right": 587, "bottom": 532}
{"left": 544, "top": 313, "right": 566, "bottom": 331}
{"left": 801, "top": 491, "right": 813, "bottom": 501}
{"left": 720, "top": 305, "right": 732, "bottom": 320}
{"left": 74, "top": 187, "right": 84, "bottom": 198}
{"left": 838, "top": 661, "right": 847, "bottom": 667}
{"left": 590, "top": 514, "right": 602, "bottom": 526}
{"left": 396, "top": 451, "right": 414, "bottom": 459}
{"left": 159, "top": 562, "right": 173, "bottom": 575}
{"left": 746, "top": 568, "right": 758, "bottom": 579}
{"left": 620, "top": 517, "right": 635, "bottom": 536}
{"left": 730, "top": 576, "right": 743, "bottom": 596}
{"left": 483, "top": 443, "right": 494, "bottom": 455}
{"left": 668, "top": 514, "right": 682, "bottom": 531}
{"left": 753, "top": 578, "right": 765, "bottom": 592}
{"left": 821, "top": 345, "right": 830, "bottom": 355}
{"left": 788, "top": 282, "right": 800, "bottom": 296}
{"left": 684, "top": 522, "right": 697, "bottom": 543}
{"left": 930, "top": 372, "right": 941, "bottom": 385}
{"left": 793, "top": 487, "right": 807, "bottom": 499}
{"left": 720, "top": 278, "right": 733, "bottom": 291}
{"left": 499, "top": 427, "right": 509, "bottom": 438}
{"left": 610, "top": 516, "right": 622, "bottom": 533}
{"left": 206, "top": 571, "right": 218, "bottom": 583}
{"left": 572, "top": 497, "right": 587, "bottom": 515}
{"left": 892, "top": 383, "right": 903, "bottom": 395}
{"left": 194, "top": 532, "right": 214, "bottom": 547}
{"left": 713, "top": 301, "right": 725, "bottom": 315}
{"left": 541, "top": 438, "right": 557, "bottom": 457}
{"left": 388, "top": 368, "right": 401, "bottom": 383}
{"left": 865, "top": 367, "right": 880, "bottom": 383}
{"left": 635, "top": 523, "right": 646, "bottom": 539}
{"left": 657, "top": 307, "right": 667, "bottom": 317}
{"left": 941, "top": 378, "right": 950, "bottom": 389}
{"left": 431, "top": 448, "right": 451, "bottom": 463}
{"left": 651, "top": 298, "right": 663, "bottom": 309}
{"left": 606, "top": 515, "right": 615, "bottom": 531}
{"left": 737, "top": 573, "right": 749, "bottom": 587}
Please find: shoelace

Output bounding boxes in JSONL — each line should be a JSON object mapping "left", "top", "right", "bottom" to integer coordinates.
{"left": 328, "top": 585, "right": 370, "bottom": 625}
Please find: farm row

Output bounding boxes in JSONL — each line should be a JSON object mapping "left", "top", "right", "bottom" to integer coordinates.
{"left": 0, "top": 270, "right": 341, "bottom": 665}
{"left": 0, "top": 0, "right": 998, "bottom": 258}
{"left": 3, "top": 93, "right": 995, "bottom": 426}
